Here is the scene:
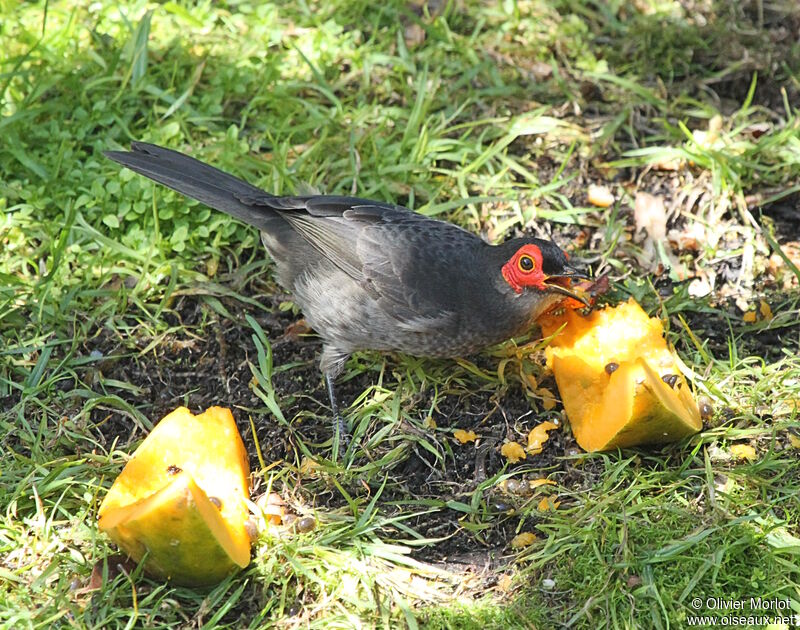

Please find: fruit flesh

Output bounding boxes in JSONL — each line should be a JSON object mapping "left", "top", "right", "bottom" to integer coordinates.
{"left": 98, "top": 406, "right": 251, "bottom": 584}
{"left": 541, "top": 299, "right": 702, "bottom": 451}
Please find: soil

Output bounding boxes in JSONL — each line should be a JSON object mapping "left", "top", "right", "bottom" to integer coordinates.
{"left": 61, "top": 175, "right": 798, "bottom": 582}
{"left": 77, "top": 278, "right": 597, "bottom": 571}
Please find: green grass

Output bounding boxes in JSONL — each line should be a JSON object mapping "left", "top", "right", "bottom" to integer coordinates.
{"left": 2, "top": 0, "right": 800, "bottom": 628}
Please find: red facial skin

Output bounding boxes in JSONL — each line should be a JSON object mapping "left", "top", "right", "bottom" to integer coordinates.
{"left": 501, "top": 244, "right": 547, "bottom": 294}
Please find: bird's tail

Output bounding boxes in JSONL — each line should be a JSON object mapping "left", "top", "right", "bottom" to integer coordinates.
{"left": 103, "top": 142, "right": 279, "bottom": 230}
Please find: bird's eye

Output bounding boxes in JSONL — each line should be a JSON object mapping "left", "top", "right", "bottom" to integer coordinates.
{"left": 518, "top": 255, "right": 535, "bottom": 272}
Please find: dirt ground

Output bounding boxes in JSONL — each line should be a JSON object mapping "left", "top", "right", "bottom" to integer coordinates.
{"left": 62, "top": 174, "right": 799, "bottom": 575}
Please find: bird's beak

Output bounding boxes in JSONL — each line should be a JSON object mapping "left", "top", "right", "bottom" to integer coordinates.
{"left": 544, "top": 265, "right": 592, "bottom": 306}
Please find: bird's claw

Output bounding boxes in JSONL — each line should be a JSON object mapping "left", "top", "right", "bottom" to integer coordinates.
{"left": 332, "top": 412, "right": 350, "bottom": 459}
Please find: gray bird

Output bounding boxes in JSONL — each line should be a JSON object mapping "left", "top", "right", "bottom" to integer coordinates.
{"left": 105, "top": 142, "right": 589, "bottom": 442}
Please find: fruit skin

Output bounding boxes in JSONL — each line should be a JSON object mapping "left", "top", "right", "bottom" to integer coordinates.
{"left": 540, "top": 299, "right": 702, "bottom": 451}
{"left": 98, "top": 407, "right": 251, "bottom": 585}
{"left": 104, "top": 143, "right": 587, "bottom": 436}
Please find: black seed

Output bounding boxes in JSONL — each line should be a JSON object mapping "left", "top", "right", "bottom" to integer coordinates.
{"left": 208, "top": 496, "right": 222, "bottom": 509}
{"left": 504, "top": 479, "right": 524, "bottom": 494}
{"left": 605, "top": 362, "right": 619, "bottom": 375}
{"left": 166, "top": 465, "right": 182, "bottom": 475}
{"left": 294, "top": 516, "right": 316, "bottom": 533}
{"left": 244, "top": 518, "right": 259, "bottom": 541}
{"left": 699, "top": 401, "right": 714, "bottom": 420}
{"left": 661, "top": 374, "right": 680, "bottom": 388}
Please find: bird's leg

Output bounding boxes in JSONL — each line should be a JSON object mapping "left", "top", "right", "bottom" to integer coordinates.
{"left": 325, "top": 370, "right": 347, "bottom": 450}
{"left": 320, "top": 346, "right": 350, "bottom": 455}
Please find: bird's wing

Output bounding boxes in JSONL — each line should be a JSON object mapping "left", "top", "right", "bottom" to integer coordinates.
{"left": 103, "top": 144, "right": 480, "bottom": 332}
{"left": 351, "top": 207, "right": 482, "bottom": 331}
{"left": 242, "top": 195, "right": 478, "bottom": 331}
{"left": 235, "top": 195, "right": 401, "bottom": 283}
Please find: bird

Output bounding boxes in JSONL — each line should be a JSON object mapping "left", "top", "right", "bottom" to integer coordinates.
{"left": 105, "top": 142, "right": 589, "bottom": 444}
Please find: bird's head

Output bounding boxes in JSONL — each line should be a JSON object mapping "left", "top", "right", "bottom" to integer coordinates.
{"left": 501, "top": 240, "right": 590, "bottom": 305}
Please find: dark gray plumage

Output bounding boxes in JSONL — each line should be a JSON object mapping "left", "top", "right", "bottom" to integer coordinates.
{"left": 104, "top": 142, "right": 588, "bottom": 440}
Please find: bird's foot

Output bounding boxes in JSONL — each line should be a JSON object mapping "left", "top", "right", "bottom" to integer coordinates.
{"left": 324, "top": 369, "right": 351, "bottom": 459}
{"left": 332, "top": 412, "right": 350, "bottom": 459}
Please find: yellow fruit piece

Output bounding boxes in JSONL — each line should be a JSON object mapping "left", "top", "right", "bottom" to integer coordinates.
{"left": 730, "top": 444, "right": 757, "bottom": 461}
{"left": 527, "top": 421, "right": 558, "bottom": 454}
{"left": 539, "top": 299, "right": 702, "bottom": 452}
{"left": 453, "top": 429, "right": 478, "bottom": 444}
{"left": 501, "top": 441, "right": 527, "bottom": 463}
{"left": 510, "top": 532, "right": 537, "bottom": 548}
{"left": 98, "top": 407, "right": 251, "bottom": 586}
{"left": 537, "top": 496, "right": 561, "bottom": 512}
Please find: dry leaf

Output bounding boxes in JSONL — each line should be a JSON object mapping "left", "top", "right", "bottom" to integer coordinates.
{"left": 530, "top": 60, "right": 553, "bottom": 81}
{"left": 746, "top": 122, "right": 771, "bottom": 139}
{"left": 633, "top": 192, "right": 674, "bottom": 273}
{"left": 453, "top": 429, "right": 478, "bottom": 444}
{"left": 501, "top": 441, "right": 527, "bottom": 463}
{"left": 759, "top": 300, "right": 773, "bottom": 321}
{"left": 634, "top": 192, "right": 667, "bottom": 241}
{"left": 283, "top": 319, "right": 312, "bottom": 340}
{"left": 743, "top": 311, "right": 757, "bottom": 323}
{"left": 88, "top": 555, "right": 137, "bottom": 591}
{"left": 497, "top": 573, "right": 514, "bottom": 593}
{"left": 299, "top": 457, "right": 323, "bottom": 476}
{"left": 688, "top": 275, "right": 713, "bottom": 298}
{"left": 651, "top": 155, "right": 684, "bottom": 171}
{"left": 404, "top": 23, "right": 426, "bottom": 47}
{"left": 668, "top": 221, "right": 706, "bottom": 252}
{"left": 626, "top": 574, "right": 643, "bottom": 588}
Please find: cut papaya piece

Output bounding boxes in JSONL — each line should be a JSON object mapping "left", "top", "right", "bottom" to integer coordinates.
{"left": 98, "top": 406, "right": 251, "bottom": 585}
{"left": 540, "top": 298, "right": 702, "bottom": 451}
